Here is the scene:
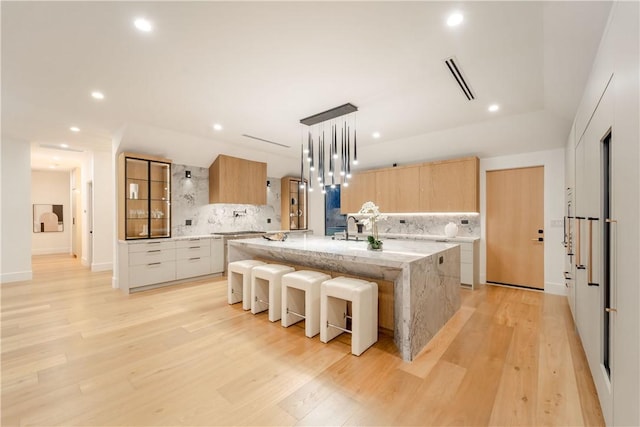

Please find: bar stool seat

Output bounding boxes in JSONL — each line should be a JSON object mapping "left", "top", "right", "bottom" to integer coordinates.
{"left": 281, "top": 270, "right": 331, "bottom": 337}
{"left": 251, "top": 264, "right": 295, "bottom": 322}
{"left": 320, "top": 277, "right": 378, "bottom": 356}
{"left": 227, "top": 260, "right": 265, "bottom": 310}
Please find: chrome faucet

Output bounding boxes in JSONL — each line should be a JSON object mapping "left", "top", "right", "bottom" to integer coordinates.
{"left": 346, "top": 215, "right": 359, "bottom": 241}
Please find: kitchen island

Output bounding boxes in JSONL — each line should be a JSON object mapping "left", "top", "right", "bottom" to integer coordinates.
{"left": 228, "top": 235, "right": 460, "bottom": 361}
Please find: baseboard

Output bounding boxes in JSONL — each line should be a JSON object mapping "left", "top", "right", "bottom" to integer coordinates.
{"left": 81, "top": 257, "right": 90, "bottom": 267}
{"left": 1, "top": 270, "right": 33, "bottom": 283}
{"left": 91, "top": 262, "right": 112, "bottom": 272}
{"left": 545, "top": 281, "right": 567, "bottom": 296}
{"left": 112, "top": 276, "right": 118, "bottom": 289}
{"left": 32, "top": 247, "right": 71, "bottom": 255}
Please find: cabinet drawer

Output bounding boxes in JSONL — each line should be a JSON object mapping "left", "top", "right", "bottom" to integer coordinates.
{"left": 460, "top": 250, "right": 473, "bottom": 264}
{"left": 129, "top": 261, "right": 176, "bottom": 288}
{"left": 461, "top": 262, "right": 473, "bottom": 285}
{"left": 129, "top": 249, "right": 175, "bottom": 265}
{"left": 176, "top": 238, "right": 211, "bottom": 249}
{"left": 176, "top": 256, "right": 212, "bottom": 280}
{"left": 129, "top": 240, "right": 175, "bottom": 253}
{"left": 177, "top": 245, "right": 211, "bottom": 260}
{"left": 211, "top": 239, "right": 224, "bottom": 273}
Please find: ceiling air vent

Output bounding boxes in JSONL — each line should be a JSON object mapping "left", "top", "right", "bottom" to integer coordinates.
{"left": 444, "top": 56, "right": 475, "bottom": 101}
{"left": 241, "top": 134, "right": 290, "bottom": 148}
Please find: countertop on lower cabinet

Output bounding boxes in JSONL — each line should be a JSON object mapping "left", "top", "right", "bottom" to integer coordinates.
{"left": 228, "top": 235, "right": 461, "bottom": 361}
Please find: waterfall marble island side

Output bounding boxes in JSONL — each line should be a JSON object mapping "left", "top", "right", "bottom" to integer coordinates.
{"left": 228, "top": 235, "right": 461, "bottom": 361}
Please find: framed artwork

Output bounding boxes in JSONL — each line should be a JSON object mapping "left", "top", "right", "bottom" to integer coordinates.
{"left": 33, "top": 204, "right": 64, "bottom": 232}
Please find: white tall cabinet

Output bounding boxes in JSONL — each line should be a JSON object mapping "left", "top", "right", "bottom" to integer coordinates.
{"left": 566, "top": 2, "right": 639, "bottom": 425}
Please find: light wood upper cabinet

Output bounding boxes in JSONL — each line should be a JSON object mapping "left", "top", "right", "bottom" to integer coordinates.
{"left": 420, "top": 157, "right": 479, "bottom": 212}
{"left": 340, "top": 170, "right": 377, "bottom": 214}
{"left": 209, "top": 154, "right": 267, "bottom": 205}
{"left": 341, "top": 156, "right": 479, "bottom": 213}
{"left": 376, "top": 166, "right": 421, "bottom": 213}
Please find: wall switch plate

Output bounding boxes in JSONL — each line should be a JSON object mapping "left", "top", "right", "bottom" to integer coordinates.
{"left": 399, "top": 219, "right": 406, "bottom": 224}
{"left": 185, "top": 219, "right": 192, "bottom": 226}
{"left": 461, "top": 219, "right": 469, "bottom": 225}
{"left": 439, "top": 256, "right": 444, "bottom": 264}
{"left": 267, "top": 218, "right": 271, "bottom": 224}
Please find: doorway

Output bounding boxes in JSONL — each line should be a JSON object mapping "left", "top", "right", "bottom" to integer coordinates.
{"left": 324, "top": 185, "right": 346, "bottom": 236}
{"left": 486, "top": 166, "right": 544, "bottom": 289}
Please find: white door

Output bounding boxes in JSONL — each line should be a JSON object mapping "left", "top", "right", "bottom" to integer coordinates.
{"left": 86, "top": 181, "right": 93, "bottom": 266}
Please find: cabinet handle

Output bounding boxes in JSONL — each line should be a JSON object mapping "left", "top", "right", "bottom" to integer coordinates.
{"left": 189, "top": 238, "right": 200, "bottom": 241}
{"left": 189, "top": 257, "right": 201, "bottom": 261}
{"left": 588, "top": 218, "right": 598, "bottom": 286}
{"left": 147, "top": 241, "right": 162, "bottom": 245}
{"left": 188, "top": 246, "right": 201, "bottom": 249}
{"left": 531, "top": 237, "right": 544, "bottom": 242}
{"left": 606, "top": 218, "right": 617, "bottom": 223}
{"left": 575, "top": 217, "right": 583, "bottom": 268}
{"left": 148, "top": 262, "right": 161, "bottom": 266}
{"left": 147, "top": 250, "right": 161, "bottom": 253}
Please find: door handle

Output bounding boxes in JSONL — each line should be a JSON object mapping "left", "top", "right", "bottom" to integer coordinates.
{"left": 575, "top": 217, "right": 584, "bottom": 268}
{"left": 531, "top": 237, "right": 544, "bottom": 242}
{"left": 588, "top": 217, "right": 599, "bottom": 286}
{"left": 605, "top": 307, "right": 617, "bottom": 313}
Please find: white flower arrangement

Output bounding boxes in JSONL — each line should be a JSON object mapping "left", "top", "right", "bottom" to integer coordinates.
{"left": 358, "top": 201, "right": 387, "bottom": 249}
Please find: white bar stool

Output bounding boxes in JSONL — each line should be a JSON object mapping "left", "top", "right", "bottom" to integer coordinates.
{"left": 281, "top": 270, "right": 331, "bottom": 338}
{"left": 251, "top": 264, "right": 295, "bottom": 322}
{"left": 320, "top": 277, "right": 378, "bottom": 356}
{"left": 227, "top": 260, "right": 265, "bottom": 310}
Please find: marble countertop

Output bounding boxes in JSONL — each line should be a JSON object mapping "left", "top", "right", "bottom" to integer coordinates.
{"left": 228, "top": 234, "right": 457, "bottom": 269}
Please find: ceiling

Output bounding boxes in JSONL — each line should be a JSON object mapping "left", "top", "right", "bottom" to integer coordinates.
{"left": 1, "top": 1, "right": 612, "bottom": 174}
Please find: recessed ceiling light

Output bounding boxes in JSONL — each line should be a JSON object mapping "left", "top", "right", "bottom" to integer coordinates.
{"left": 70, "top": 126, "right": 80, "bottom": 132}
{"left": 53, "top": 156, "right": 60, "bottom": 161}
{"left": 447, "top": 12, "right": 464, "bottom": 27}
{"left": 134, "top": 18, "right": 153, "bottom": 33}
{"left": 60, "top": 143, "right": 69, "bottom": 148}
{"left": 49, "top": 165, "right": 56, "bottom": 169}
{"left": 488, "top": 104, "right": 500, "bottom": 112}
{"left": 213, "top": 123, "right": 223, "bottom": 131}
{"left": 91, "top": 91, "right": 104, "bottom": 100}
{"left": 372, "top": 132, "right": 381, "bottom": 139}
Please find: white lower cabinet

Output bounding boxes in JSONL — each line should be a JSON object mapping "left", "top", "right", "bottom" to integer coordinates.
{"left": 119, "top": 236, "right": 224, "bottom": 293}
{"left": 176, "top": 238, "right": 211, "bottom": 280}
{"left": 459, "top": 240, "right": 479, "bottom": 288}
{"left": 211, "top": 238, "right": 224, "bottom": 273}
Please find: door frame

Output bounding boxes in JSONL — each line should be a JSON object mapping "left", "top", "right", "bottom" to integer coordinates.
{"left": 479, "top": 152, "right": 565, "bottom": 295}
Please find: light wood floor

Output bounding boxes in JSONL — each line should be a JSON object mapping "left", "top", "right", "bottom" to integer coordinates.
{"left": 1, "top": 254, "right": 604, "bottom": 426}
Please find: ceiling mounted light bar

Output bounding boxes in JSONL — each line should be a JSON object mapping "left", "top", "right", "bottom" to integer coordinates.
{"left": 300, "top": 103, "right": 358, "bottom": 126}
{"left": 444, "top": 56, "right": 475, "bottom": 101}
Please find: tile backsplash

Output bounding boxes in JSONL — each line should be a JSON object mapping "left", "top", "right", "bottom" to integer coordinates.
{"left": 353, "top": 213, "right": 480, "bottom": 237}
{"left": 171, "top": 164, "right": 282, "bottom": 237}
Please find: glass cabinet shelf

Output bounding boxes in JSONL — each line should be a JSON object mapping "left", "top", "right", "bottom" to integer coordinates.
{"left": 119, "top": 153, "right": 172, "bottom": 240}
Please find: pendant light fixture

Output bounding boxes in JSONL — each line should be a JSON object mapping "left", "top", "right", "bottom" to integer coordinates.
{"left": 299, "top": 103, "right": 359, "bottom": 192}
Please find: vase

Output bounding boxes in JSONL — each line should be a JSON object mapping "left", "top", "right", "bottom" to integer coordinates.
{"left": 444, "top": 222, "right": 458, "bottom": 238}
{"left": 367, "top": 242, "right": 383, "bottom": 251}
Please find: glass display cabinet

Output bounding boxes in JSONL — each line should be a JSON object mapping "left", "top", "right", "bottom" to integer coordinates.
{"left": 119, "top": 153, "right": 171, "bottom": 240}
{"left": 281, "top": 176, "right": 308, "bottom": 230}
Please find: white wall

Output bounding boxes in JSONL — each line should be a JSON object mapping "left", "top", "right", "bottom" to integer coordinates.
{"left": 91, "top": 150, "right": 114, "bottom": 272}
{"left": 570, "top": 2, "right": 639, "bottom": 424}
{"left": 480, "top": 149, "right": 566, "bottom": 295}
{"left": 31, "top": 170, "right": 71, "bottom": 255}
{"left": 1, "top": 138, "right": 32, "bottom": 283}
